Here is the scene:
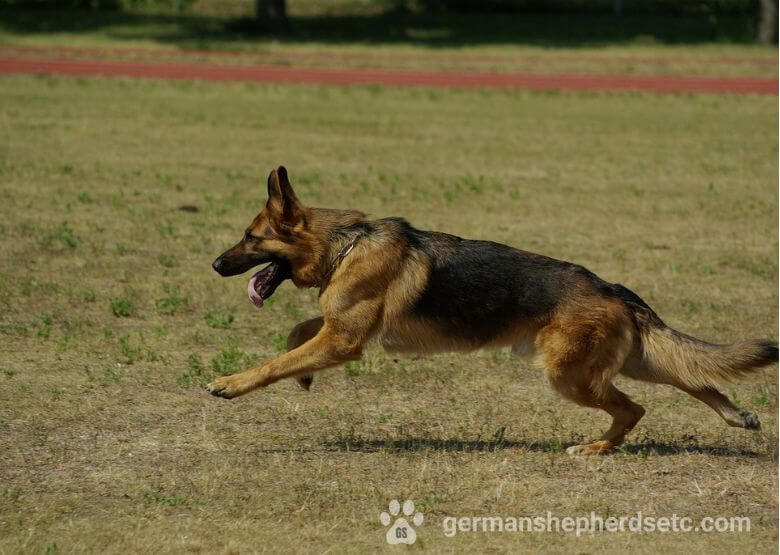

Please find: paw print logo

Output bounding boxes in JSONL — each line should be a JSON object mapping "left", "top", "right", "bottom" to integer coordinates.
{"left": 379, "top": 499, "right": 424, "bottom": 545}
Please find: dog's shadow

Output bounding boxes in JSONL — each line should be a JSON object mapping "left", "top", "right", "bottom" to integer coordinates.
{"left": 315, "top": 436, "right": 763, "bottom": 458}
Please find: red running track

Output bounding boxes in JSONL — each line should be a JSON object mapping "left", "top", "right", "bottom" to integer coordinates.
{"left": 0, "top": 55, "right": 776, "bottom": 95}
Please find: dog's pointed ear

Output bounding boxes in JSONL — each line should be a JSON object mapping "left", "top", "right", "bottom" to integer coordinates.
{"left": 266, "top": 166, "right": 305, "bottom": 231}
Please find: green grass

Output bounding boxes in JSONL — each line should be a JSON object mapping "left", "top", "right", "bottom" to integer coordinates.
{"left": 109, "top": 295, "right": 135, "bottom": 317}
{"left": 204, "top": 308, "right": 235, "bottom": 329}
{"left": 0, "top": 74, "right": 776, "bottom": 552}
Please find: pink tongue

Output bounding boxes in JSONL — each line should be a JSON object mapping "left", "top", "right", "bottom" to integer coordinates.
{"left": 247, "top": 271, "right": 264, "bottom": 308}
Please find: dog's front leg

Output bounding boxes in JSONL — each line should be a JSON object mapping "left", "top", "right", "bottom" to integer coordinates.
{"left": 207, "top": 253, "right": 386, "bottom": 399}
{"left": 206, "top": 323, "right": 365, "bottom": 399}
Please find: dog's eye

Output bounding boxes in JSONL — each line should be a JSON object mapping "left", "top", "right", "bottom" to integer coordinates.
{"left": 243, "top": 231, "right": 256, "bottom": 243}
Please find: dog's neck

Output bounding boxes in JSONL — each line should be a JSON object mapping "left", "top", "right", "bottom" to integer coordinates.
{"left": 317, "top": 227, "right": 368, "bottom": 290}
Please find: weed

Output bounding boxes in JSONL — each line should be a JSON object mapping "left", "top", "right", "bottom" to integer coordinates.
{"left": 56, "top": 335, "right": 74, "bottom": 351}
{"left": 37, "top": 222, "right": 79, "bottom": 249}
{"left": 76, "top": 191, "right": 93, "bottom": 204}
{"left": 177, "top": 353, "right": 213, "bottom": 386}
{"left": 211, "top": 345, "right": 246, "bottom": 376}
{"left": 731, "top": 256, "right": 775, "bottom": 280}
{"left": 156, "top": 220, "right": 175, "bottom": 238}
{"left": 158, "top": 254, "right": 175, "bottom": 268}
{"left": 155, "top": 285, "right": 187, "bottom": 315}
{"left": 490, "top": 425, "right": 507, "bottom": 450}
{"left": 204, "top": 309, "right": 234, "bottom": 329}
{"left": 0, "top": 323, "right": 28, "bottom": 336}
{"left": 546, "top": 439, "right": 565, "bottom": 453}
{"left": 344, "top": 360, "right": 370, "bottom": 378}
{"left": 1, "top": 487, "right": 21, "bottom": 501}
{"left": 115, "top": 244, "right": 137, "bottom": 255}
{"left": 752, "top": 392, "right": 769, "bottom": 409}
{"left": 155, "top": 172, "right": 172, "bottom": 184}
{"left": 415, "top": 494, "right": 442, "bottom": 514}
{"left": 101, "top": 367, "right": 121, "bottom": 385}
{"left": 109, "top": 296, "right": 135, "bottom": 317}
{"left": 271, "top": 331, "right": 287, "bottom": 352}
{"left": 37, "top": 314, "right": 53, "bottom": 339}
{"left": 459, "top": 174, "right": 484, "bottom": 194}
{"left": 118, "top": 334, "right": 142, "bottom": 364}
{"left": 143, "top": 487, "right": 200, "bottom": 506}
{"left": 57, "top": 222, "right": 79, "bottom": 248}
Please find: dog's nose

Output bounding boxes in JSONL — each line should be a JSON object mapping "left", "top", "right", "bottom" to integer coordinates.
{"left": 212, "top": 258, "right": 224, "bottom": 274}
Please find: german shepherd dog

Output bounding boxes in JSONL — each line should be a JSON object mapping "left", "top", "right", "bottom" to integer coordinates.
{"left": 209, "top": 166, "right": 777, "bottom": 454}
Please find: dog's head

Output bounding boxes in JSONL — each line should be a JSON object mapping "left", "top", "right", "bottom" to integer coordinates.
{"left": 212, "top": 166, "right": 315, "bottom": 306}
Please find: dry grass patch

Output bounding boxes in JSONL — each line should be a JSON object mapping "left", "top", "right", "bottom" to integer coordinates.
{"left": 0, "top": 75, "right": 776, "bottom": 552}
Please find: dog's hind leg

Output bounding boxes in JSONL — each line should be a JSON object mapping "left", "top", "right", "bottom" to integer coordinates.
{"left": 548, "top": 376, "right": 646, "bottom": 455}
{"left": 539, "top": 300, "right": 645, "bottom": 455}
{"left": 287, "top": 317, "right": 324, "bottom": 390}
{"left": 679, "top": 386, "right": 761, "bottom": 430}
{"left": 620, "top": 356, "right": 761, "bottom": 430}
{"left": 677, "top": 385, "right": 761, "bottom": 430}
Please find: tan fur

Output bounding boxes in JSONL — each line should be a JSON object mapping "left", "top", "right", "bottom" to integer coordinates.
{"left": 627, "top": 325, "right": 773, "bottom": 389}
{"left": 531, "top": 296, "right": 643, "bottom": 454}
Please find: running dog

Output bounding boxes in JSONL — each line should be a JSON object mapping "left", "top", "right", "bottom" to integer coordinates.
{"left": 209, "top": 166, "right": 777, "bottom": 454}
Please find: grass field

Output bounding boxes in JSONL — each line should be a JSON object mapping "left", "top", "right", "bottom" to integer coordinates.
{"left": 0, "top": 71, "right": 777, "bottom": 552}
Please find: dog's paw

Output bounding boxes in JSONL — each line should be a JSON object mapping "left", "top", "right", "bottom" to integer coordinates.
{"left": 297, "top": 374, "right": 314, "bottom": 391}
{"left": 206, "top": 375, "right": 247, "bottom": 399}
{"left": 740, "top": 410, "right": 761, "bottom": 430}
{"left": 565, "top": 440, "right": 613, "bottom": 455}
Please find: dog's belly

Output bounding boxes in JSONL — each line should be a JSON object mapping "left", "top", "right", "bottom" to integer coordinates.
{"left": 379, "top": 330, "right": 538, "bottom": 361}
{"left": 377, "top": 313, "right": 537, "bottom": 355}
{"left": 377, "top": 317, "right": 486, "bottom": 354}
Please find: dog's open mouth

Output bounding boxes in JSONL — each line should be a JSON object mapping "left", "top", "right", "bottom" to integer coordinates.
{"left": 247, "top": 260, "right": 291, "bottom": 308}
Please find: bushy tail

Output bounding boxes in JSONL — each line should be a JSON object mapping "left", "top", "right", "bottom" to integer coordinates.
{"left": 632, "top": 307, "right": 778, "bottom": 389}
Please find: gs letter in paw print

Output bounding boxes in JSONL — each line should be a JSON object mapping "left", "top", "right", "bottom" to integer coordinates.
{"left": 380, "top": 499, "right": 424, "bottom": 545}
